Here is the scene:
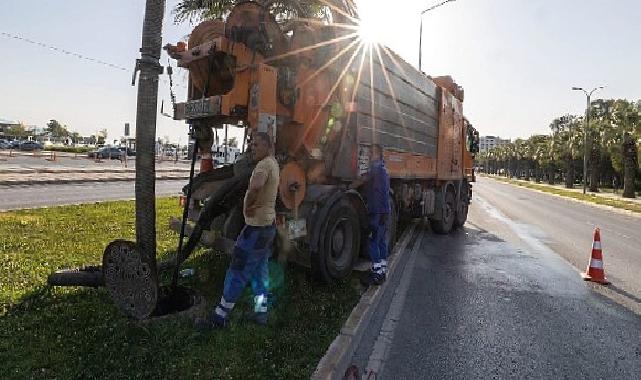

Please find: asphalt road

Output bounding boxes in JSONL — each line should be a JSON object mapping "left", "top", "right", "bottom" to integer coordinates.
{"left": 351, "top": 176, "right": 641, "bottom": 379}
{"left": 0, "top": 180, "right": 184, "bottom": 211}
{"left": 474, "top": 176, "right": 641, "bottom": 313}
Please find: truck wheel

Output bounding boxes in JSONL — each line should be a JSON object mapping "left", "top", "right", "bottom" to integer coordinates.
{"left": 430, "top": 190, "right": 455, "bottom": 234}
{"left": 314, "top": 199, "right": 360, "bottom": 282}
{"left": 454, "top": 181, "right": 470, "bottom": 228}
{"left": 47, "top": 266, "right": 104, "bottom": 287}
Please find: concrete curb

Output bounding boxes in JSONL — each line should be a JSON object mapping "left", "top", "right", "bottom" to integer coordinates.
{"left": 311, "top": 223, "right": 418, "bottom": 380}
{"left": 483, "top": 175, "right": 641, "bottom": 220}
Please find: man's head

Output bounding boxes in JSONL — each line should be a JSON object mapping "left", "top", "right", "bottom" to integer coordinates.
{"left": 369, "top": 143, "right": 383, "bottom": 162}
{"left": 250, "top": 132, "right": 272, "bottom": 162}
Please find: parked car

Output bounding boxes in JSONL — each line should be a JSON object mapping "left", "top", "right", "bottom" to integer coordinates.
{"left": 119, "top": 147, "right": 136, "bottom": 156}
{"left": 10, "top": 140, "right": 22, "bottom": 149}
{"left": 19, "top": 141, "right": 43, "bottom": 151}
{"left": 0, "top": 139, "right": 9, "bottom": 149}
{"left": 88, "top": 147, "right": 123, "bottom": 159}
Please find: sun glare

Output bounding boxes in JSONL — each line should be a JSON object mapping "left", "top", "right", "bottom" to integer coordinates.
{"left": 356, "top": 1, "right": 386, "bottom": 45}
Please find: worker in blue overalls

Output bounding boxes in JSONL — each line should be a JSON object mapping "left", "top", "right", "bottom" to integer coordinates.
{"left": 352, "top": 143, "right": 391, "bottom": 285}
{"left": 196, "top": 132, "right": 280, "bottom": 329}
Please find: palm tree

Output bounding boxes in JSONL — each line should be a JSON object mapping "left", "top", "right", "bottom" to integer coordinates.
{"left": 610, "top": 99, "right": 640, "bottom": 198}
{"left": 587, "top": 99, "right": 613, "bottom": 192}
{"left": 549, "top": 115, "right": 581, "bottom": 187}
{"left": 135, "top": 0, "right": 166, "bottom": 273}
{"left": 513, "top": 138, "right": 528, "bottom": 179}
{"left": 529, "top": 135, "right": 550, "bottom": 183}
{"left": 173, "top": 0, "right": 358, "bottom": 23}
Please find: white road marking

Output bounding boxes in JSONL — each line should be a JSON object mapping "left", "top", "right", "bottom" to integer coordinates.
{"left": 361, "top": 233, "right": 423, "bottom": 378}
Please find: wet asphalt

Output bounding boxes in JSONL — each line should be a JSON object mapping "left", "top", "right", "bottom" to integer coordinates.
{"left": 352, "top": 177, "right": 641, "bottom": 379}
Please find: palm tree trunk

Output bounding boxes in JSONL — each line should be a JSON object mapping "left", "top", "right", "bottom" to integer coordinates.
{"left": 547, "top": 166, "right": 555, "bottom": 185}
{"left": 589, "top": 146, "right": 600, "bottom": 192}
{"left": 565, "top": 159, "right": 574, "bottom": 189}
{"left": 622, "top": 136, "right": 637, "bottom": 198}
{"left": 135, "top": 0, "right": 166, "bottom": 265}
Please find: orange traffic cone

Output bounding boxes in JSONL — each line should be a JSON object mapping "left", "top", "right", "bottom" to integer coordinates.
{"left": 581, "top": 228, "right": 610, "bottom": 285}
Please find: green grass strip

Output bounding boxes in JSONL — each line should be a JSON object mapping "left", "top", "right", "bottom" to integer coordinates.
{"left": 487, "top": 175, "right": 641, "bottom": 214}
{"left": 0, "top": 198, "right": 360, "bottom": 379}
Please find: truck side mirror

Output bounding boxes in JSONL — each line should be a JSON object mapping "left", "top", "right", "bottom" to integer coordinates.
{"left": 466, "top": 127, "right": 480, "bottom": 154}
{"left": 472, "top": 132, "right": 480, "bottom": 154}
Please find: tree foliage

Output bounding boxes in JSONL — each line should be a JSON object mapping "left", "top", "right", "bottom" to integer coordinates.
{"left": 478, "top": 99, "right": 641, "bottom": 197}
{"left": 46, "top": 119, "right": 69, "bottom": 137}
{"left": 5, "top": 123, "right": 28, "bottom": 138}
{"left": 173, "top": 0, "right": 357, "bottom": 24}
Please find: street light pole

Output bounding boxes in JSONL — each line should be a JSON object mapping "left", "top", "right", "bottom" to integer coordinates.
{"left": 572, "top": 86, "right": 604, "bottom": 194}
{"left": 418, "top": 0, "right": 456, "bottom": 72}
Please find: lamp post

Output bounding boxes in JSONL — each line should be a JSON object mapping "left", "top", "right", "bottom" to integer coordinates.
{"left": 418, "top": 0, "right": 456, "bottom": 72}
{"left": 572, "top": 86, "right": 604, "bottom": 194}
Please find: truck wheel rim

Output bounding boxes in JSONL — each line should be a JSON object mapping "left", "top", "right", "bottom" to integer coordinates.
{"left": 328, "top": 217, "right": 352, "bottom": 269}
{"left": 332, "top": 228, "right": 345, "bottom": 256}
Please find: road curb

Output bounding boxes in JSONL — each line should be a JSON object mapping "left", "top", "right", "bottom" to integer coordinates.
{"left": 311, "top": 223, "right": 417, "bottom": 380}
{"left": 484, "top": 175, "right": 641, "bottom": 220}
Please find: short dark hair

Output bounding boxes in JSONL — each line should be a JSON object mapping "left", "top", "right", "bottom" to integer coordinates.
{"left": 253, "top": 132, "right": 272, "bottom": 148}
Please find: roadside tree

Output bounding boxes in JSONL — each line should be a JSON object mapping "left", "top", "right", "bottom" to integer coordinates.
{"left": 46, "top": 119, "right": 69, "bottom": 137}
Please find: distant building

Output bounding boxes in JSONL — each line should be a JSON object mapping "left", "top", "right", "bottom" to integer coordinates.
{"left": 0, "top": 118, "right": 38, "bottom": 140}
{"left": 0, "top": 118, "right": 20, "bottom": 138}
{"left": 480, "top": 135, "right": 511, "bottom": 153}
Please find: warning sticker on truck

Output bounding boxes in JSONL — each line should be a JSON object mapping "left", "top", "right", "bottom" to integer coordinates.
{"left": 358, "top": 145, "right": 370, "bottom": 176}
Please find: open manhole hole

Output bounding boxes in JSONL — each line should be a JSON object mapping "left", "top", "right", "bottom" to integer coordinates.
{"left": 103, "top": 240, "right": 203, "bottom": 320}
{"left": 152, "top": 286, "right": 196, "bottom": 317}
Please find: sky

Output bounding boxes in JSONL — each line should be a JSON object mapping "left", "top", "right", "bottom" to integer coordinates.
{"left": 1, "top": 0, "right": 640, "bottom": 144}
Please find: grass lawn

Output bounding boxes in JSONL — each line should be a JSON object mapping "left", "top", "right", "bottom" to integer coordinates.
{"left": 0, "top": 198, "right": 361, "bottom": 379}
{"left": 487, "top": 175, "right": 641, "bottom": 214}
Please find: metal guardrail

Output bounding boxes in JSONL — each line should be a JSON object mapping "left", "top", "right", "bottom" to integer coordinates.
{"left": 0, "top": 149, "right": 192, "bottom": 164}
{"left": 0, "top": 149, "right": 83, "bottom": 160}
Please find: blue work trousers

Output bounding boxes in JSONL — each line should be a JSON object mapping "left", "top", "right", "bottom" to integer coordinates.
{"left": 222, "top": 224, "right": 276, "bottom": 307}
{"left": 368, "top": 213, "right": 389, "bottom": 267}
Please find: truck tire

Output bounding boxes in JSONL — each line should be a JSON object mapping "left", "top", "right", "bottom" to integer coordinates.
{"left": 431, "top": 190, "right": 455, "bottom": 234}
{"left": 314, "top": 199, "right": 360, "bottom": 282}
{"left": 454, "top": 181, "right": 470, "bottom": 228}
{"left": 47, "top": 266, "right": 104, "bottom": 287}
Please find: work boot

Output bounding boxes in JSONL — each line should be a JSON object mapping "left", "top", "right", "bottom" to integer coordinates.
{"left": 251, "top": 294, "right": 268, "bottom": 326}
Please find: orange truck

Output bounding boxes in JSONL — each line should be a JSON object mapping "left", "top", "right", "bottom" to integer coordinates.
{"left": 165, "top": 2, "right": 479, "bottom": 282}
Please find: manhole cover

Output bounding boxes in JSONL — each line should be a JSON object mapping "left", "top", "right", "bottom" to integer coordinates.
{"left": 103, "top": 240, "right": 158, "bottom": 320}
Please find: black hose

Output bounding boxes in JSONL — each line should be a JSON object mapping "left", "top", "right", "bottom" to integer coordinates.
{"left": 171, "top": 134, "right": 199, "bottom": 291}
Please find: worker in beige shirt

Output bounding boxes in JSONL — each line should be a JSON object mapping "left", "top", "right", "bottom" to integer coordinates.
{"left": 198, "top": 132, "right": 280, "bottom": 329}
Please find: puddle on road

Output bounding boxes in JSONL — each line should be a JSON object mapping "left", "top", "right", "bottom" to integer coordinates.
{"left": 467, "top": 196, "right": 589, "bottom": 298}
